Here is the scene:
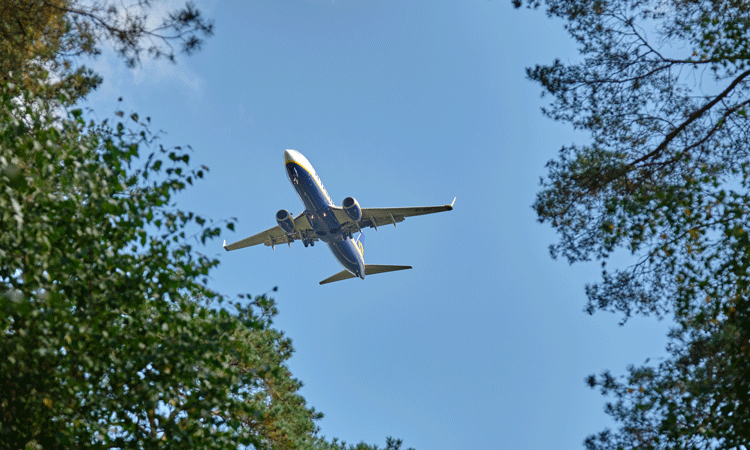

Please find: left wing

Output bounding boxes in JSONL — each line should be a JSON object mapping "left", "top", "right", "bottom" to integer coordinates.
{"left": 224, "top": 212, "right": 315, "bottom": 251}
{"left": 332, "top": 197, "right": 455, "bottom": 231}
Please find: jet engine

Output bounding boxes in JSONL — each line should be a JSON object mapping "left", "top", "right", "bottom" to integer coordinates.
{"left": 342, "top": 197, "right": 362, "bottom": 221}
{"left": 275, "top": 209, "right": 295, "bottom": 233}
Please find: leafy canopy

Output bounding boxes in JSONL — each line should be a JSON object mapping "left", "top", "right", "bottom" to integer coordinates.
{"left": 516, "top": 0, "right": 750, "bottom": 448}
{"left": 1, "top": 2, "right": 412, "bottom": 449}
{"left": 1, "top": 77, "right": 263, "bottom": 448}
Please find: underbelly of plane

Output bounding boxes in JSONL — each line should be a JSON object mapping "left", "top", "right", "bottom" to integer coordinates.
{"left": 327, "top": 240, "right": 364, "bottom": 278}
{"left": 307, "top": 208, "right": 344, "bottom": 244}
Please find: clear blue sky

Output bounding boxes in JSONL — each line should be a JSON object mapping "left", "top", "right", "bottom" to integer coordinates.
{"left": 85, "top": 1, "right": 671, "bottom": 448}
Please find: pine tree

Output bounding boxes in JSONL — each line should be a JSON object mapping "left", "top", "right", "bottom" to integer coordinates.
{"left": 516, "top": 0, "right": 750, "bottom": 448}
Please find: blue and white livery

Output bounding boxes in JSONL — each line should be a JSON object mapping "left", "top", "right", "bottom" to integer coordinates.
{"left": 224, "top": 149, "right": 455, "bottom": 284}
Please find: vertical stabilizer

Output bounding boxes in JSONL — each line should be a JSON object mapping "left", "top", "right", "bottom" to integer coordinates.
{"left": 355, "top": 232, "right": 364, "bottom": 256}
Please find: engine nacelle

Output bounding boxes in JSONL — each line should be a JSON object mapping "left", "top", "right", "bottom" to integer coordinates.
{"left": 275, "top": 209, "right": 295, "bottom": 234}
{"left": 342, "top": 197, "right": 362, "bottom": 221}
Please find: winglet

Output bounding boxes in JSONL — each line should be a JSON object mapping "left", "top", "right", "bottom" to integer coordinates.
{"left": 223, "top": 239, "right": 228, "bottom": 251}
{"left": 449, "top": 197, "right": 456, "bottom": 210}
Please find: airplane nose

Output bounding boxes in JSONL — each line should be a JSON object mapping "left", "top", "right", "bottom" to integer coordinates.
{"left": 284, "top": 149, "right": 296, "bottom": 164}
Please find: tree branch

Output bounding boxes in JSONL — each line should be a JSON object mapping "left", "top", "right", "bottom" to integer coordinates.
{"left": 629, "top": 69, "right": 750, "bottom": 168}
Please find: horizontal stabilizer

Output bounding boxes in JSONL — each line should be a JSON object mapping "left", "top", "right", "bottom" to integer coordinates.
{"left": 319, "top": 269, "right": 357, "bottom": 285}
{"left": 364, "top": 264, "right": 412, "bottom": 276}
{"left": 319, "top": 264, "right": 413, "bottom": 285}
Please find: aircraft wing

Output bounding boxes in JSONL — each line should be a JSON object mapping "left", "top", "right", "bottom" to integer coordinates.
{"left": 332, "top": 197, "right": 455, "bottom": 231}
{"left": 223, "top": 212, "right": 315, "bottom": 251}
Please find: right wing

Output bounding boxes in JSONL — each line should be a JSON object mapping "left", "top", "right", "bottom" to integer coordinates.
{"left": 331, "top": 197, "right": 455, "bottom": 231}
{"left": 223, "top": 212, "right": 315, "bottom": 251}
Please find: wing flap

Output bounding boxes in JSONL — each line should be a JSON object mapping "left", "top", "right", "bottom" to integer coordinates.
{"left": 223, "top": 226, "right": 285, "bottom": 251}
{"left": 330, "top": 207, "right": 352, "bottom": 227}
{"left": 362, "top": 199, "right": 454, "bottom": 223}
{"left": 224, "top": 212, "right": 316, "bottom": 251}
{"left": 293, "top": 212, "right": 313, "bottom": 231}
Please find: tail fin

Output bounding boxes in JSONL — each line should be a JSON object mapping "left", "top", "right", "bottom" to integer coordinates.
{"left": 355, "top": 232, "right": 364, "bottom": 256}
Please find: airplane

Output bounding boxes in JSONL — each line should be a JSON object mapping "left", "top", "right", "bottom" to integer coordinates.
{"left": 223, "top": 149, "right": 454, "bottom": 284}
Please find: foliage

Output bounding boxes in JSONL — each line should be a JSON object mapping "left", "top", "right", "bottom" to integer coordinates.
{"left": 2, "top": 0, "right": 214, "bottom": 67}
{"left": 516, "top": 0, "right": 750, "bottom": 448}
{"left": 228, "top": 296, "right": 324, "bottom": 449}
{"left": 0, "top": 2, "right": 412, "bottom": 449}
{"left": 315, "top": 437, "right": 415, "bottom": 450}
{"left": 0, "top": 79, "right": 407, "bottom": 450}
{"left": 2, "top": 0, "right": 212, "bottom": 106}
{"left": 0, "top": 79, "right": 252, "bottom": 448}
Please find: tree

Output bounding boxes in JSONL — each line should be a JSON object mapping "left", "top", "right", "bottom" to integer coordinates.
{"left": 1, "top": 2, "right": 412, "bottom": 449}
{"left": 515, "top": 0, "right": 750, "bottom": 448}
{"left": 0, "top": 79, "right": 258, "bottom": 448}
{"left": 227, "top": 297, "right": 413, "bottom": 450}
{"left": 226, "top": 296, "right": 324, "bottom": 449}
{"left": 0, "top": 80, "right": 414, "bottom": 450}
{"left": 1, "top": 0, "right": 213, "bottom": 104}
